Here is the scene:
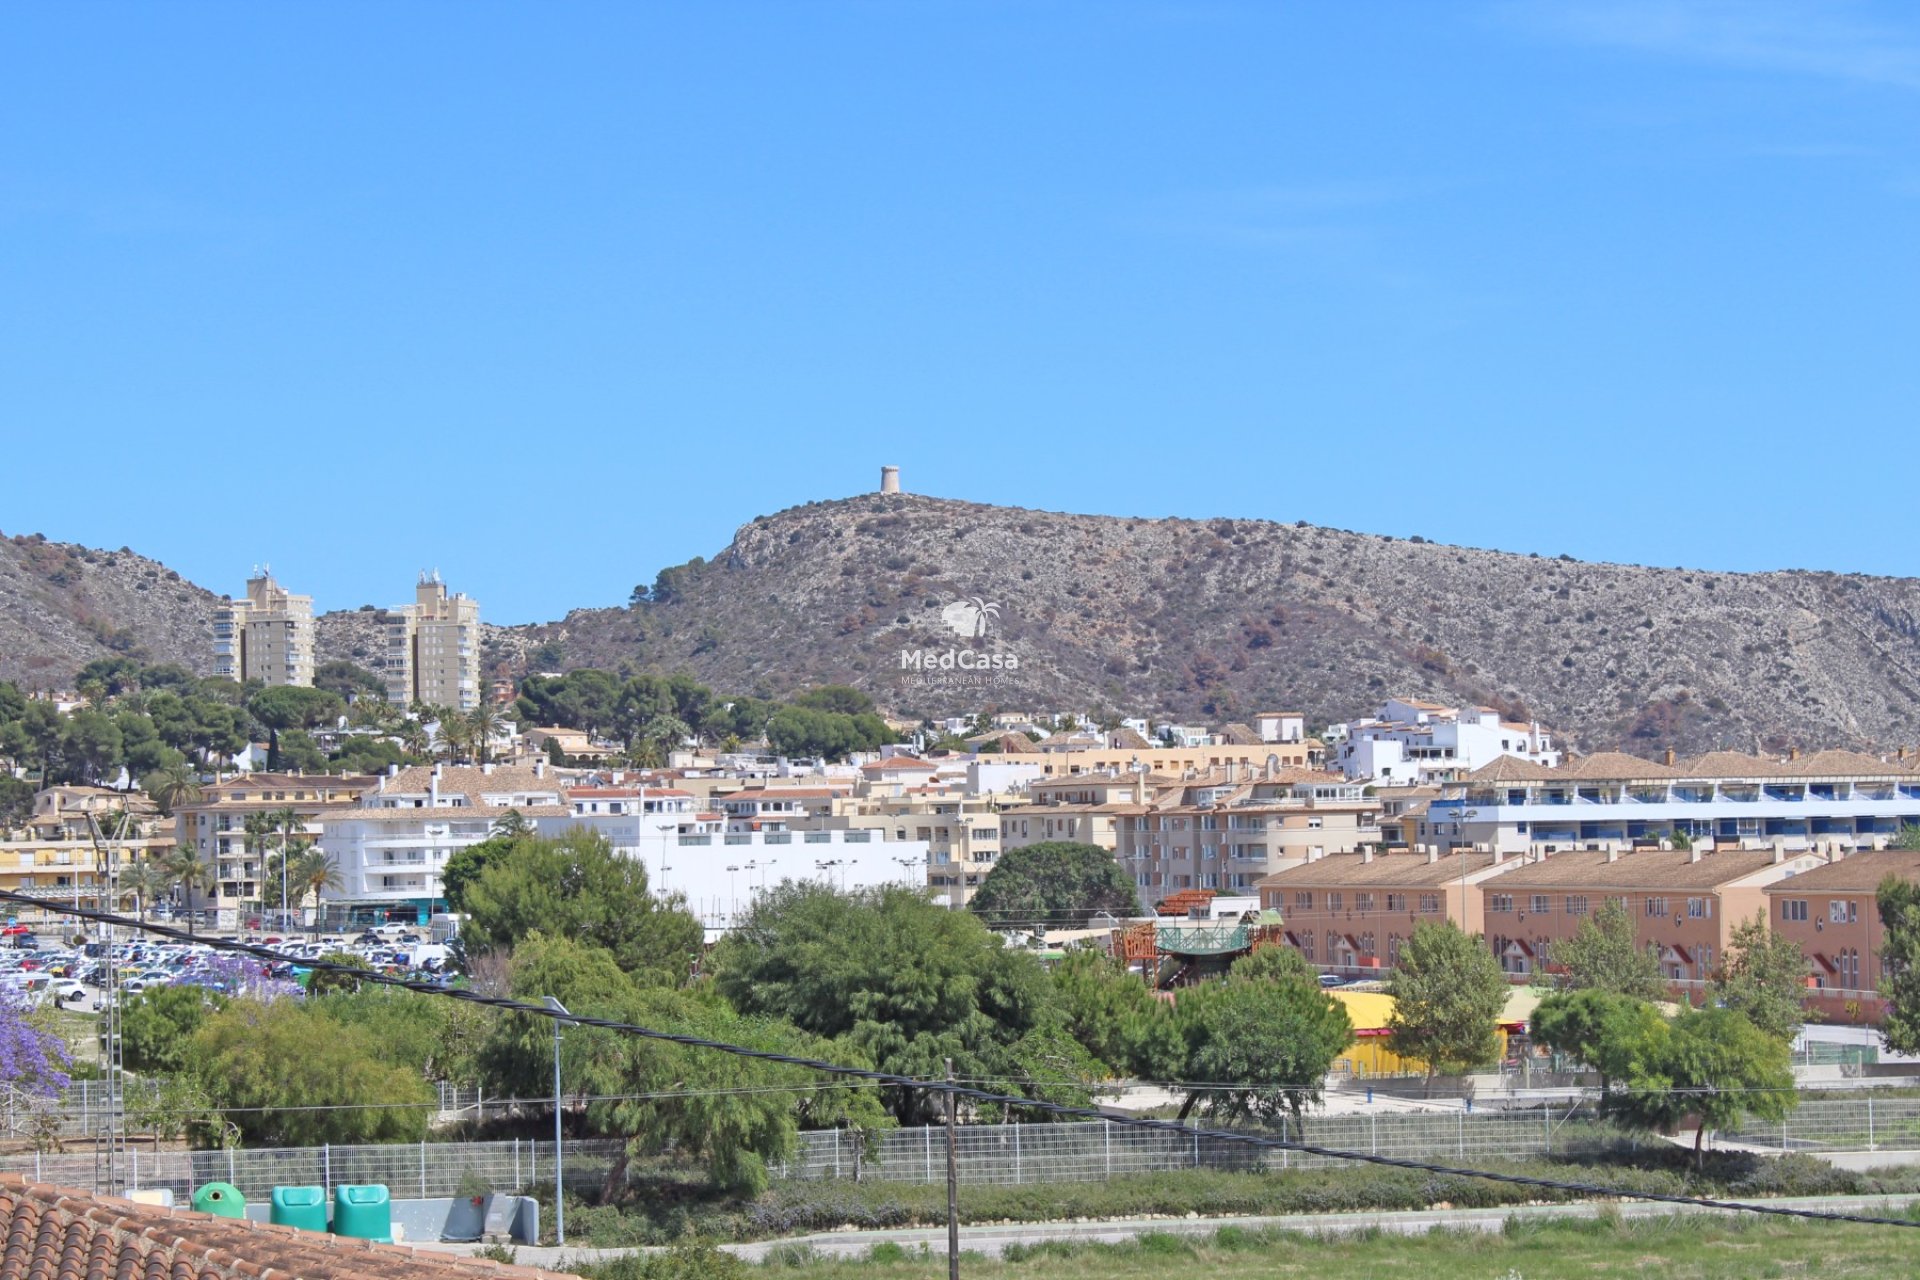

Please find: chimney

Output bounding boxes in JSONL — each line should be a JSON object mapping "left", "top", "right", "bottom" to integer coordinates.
{"left": 1789, "top": 747, "right": 1801, "bottom": 761}
{"left": 1772, "top": 837, "right": 1786, "bottom": 865}
{"left": 1492, "top": 846, "right": 1504, "bottom": 865}
{"left": 1689, "top": 844, "right": 1703, "bottom": 864}
{"left": 1663, "top": 748, "right": 1676, "bottom": 767}
{"left": 481, "top": 762, "right": 494, "bottom": 776}
{"left": 429, "top": 768, "right": 440, "bottom": 807}
{"left": 1427, "top": 846, "right": 1438, "bottom": 865}
{"left": 533, "top": 759, "right": 546, "bottom": 779}
{"left": 1606, "top": 847, "right": 1619, "bottom": 863}
{"left": 1901, "top": 747, "right": 1909, "bottom": 762}
{"left": 1361, "top": 846, "right": 1374, "bottom": 864}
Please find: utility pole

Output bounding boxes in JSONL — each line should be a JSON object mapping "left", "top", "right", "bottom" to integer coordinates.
{"left": 544, "top": 996, "right": 569, "bottom": 1246}
{"left": 944, "top": 1057, "right": 959, "bottom": 1280}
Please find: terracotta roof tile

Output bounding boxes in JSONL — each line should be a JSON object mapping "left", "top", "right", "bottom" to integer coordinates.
{"left": 1464, "top": 756, "right": 1562, "bottom": 783}
{"left": 1761, "top": 849, "right": 1920, "bottom": 894}
{"left": 0, "top": 1176, "right": 572, "bottom": 1280}
{"left": 1256, "top": 851, "right": 1505, "bottom": 888}
{"left": 1559, "top": 752, "right": 1681, "bottom": 780}
{"left": 1481, "top": 847, "right": 1805, "bottom": 891}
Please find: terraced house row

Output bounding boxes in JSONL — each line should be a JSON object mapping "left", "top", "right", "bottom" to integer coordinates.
{"left": 1250, "top": 748, "right": 1920, "bottom": 1023}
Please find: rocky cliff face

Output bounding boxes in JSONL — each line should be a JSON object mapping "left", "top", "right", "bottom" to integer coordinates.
{"left": 10, "top": 496, "right": 1920, "bottom": 755}
{"left": 0, "top": 534, "right": 219, "bottom": 686}
{"left": 517, "top": 494, "right": 1920, "bottom": 754}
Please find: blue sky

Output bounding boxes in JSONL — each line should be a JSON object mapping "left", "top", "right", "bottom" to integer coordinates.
{"left": 4, "top": 2, "right": 1917, "bottom": 622}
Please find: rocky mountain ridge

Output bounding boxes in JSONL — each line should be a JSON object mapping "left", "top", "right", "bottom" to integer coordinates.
{"left": 8, "top": 495, "right": 1920, "bottom": 755}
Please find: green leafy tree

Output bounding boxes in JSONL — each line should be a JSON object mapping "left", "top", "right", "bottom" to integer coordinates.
{"left": 1879, "top": 874, "right": 1920, "bottom": 1055}
{"left": 191, "top": 999, "right": 433, "bottom": 1145}
{"left": 1892, "top": 824, "right": 1920, "bottom": 852}
{"left": 1709, "top": 913, "right": 1807, "bottom": 1043}
{"left": 1555, "top": 898, "right": 1666, "bottom": 1000}
{"left": 462, "top": 830, "right": 702, "bottom": 982}
{"left": 1174, "top": 947, "right": 1354, "bottom": 1127}
{"left": 314, "top": 660, "right": 387, "bottom": 703}
{"left": 54, "top": 709, "right": 123, "bottom": 784}
{"left": 121, "top": 985, "right": 228, "bottom": 1074}
{"left": 1531, "top": 988, "right": 1666, "bottom": 1092}
{"left": 247, "top": 686, "right": 344, "bottom": 770}
{"left": 1050, "top": 948, "right": 1183, "bottom": 1079}
{"left": 967, "top": 842, "right": 1141, "bottom": 929}
{"left": 1606, "top": 1007, "right": 1796, "bottom": 1168}
{"left": 485, "top": 934, "right": 889, "bottom": 1194}
{"left": 1385, "top": 921, "right": 1509, "bottom": 1086}
{"left": 792, "top": 686, "right": 875, "bottom": 716}
{"left": 141, "top": 762, "right": 202, "bottom": 817}
{"left": 314, "top": 983, "right": 487, "bottom": 1083}
{"left": 712, "top": 882, "right": 1056, "bottom": 1123}
{"left": 161, "top": 848, "right": 218, "bottom": 937}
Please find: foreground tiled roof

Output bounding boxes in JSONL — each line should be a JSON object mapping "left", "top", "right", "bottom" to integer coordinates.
{"left": 1760, "top": 849, "right": 1920, "bottom": 894}
{"left": 1256, "top": 851, "right": 1502, "bottom": 888}
{"left": 0, "top": 1176, "right": 570, "bottom": 1279}
{"left": 1482, "top": 847, "right": 1800, "bottom": 891}
{"left": 1464, "top": 755, "right": 1562, "bottom": 783}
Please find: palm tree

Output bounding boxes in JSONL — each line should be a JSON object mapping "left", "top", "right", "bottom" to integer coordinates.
{"left": 643, "top": 714, "right": 692, "bottom": 755}
{"left": 142, "top": 763, "right": 202, "bottom": 817}
{"left": 397, "top": 720, "right": 431, "bottom": 760}
{"left": 292, "top": 847, "right": 341, "bottom": 932}
{"left": 467, "top": 703, "right": 508, "bottom": 765}
{"left": 116, "top": 860, "right": 167, "bottom": 922}
{"left": 161, "top": 848, "right": 217, "bottom": 937}
{"left": 260, "top": 807, "right": 309, "bottom": 929}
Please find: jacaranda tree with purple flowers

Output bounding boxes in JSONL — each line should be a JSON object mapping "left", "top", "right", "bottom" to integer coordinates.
{"left": 0, "top": 989, "right": 72, "bottom": 1098}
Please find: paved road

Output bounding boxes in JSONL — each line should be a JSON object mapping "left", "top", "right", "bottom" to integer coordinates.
{"left": 408, "top": 1193, "right": 1920, "bottom": 1269}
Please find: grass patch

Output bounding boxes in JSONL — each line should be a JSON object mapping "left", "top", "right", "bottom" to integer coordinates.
{"left": 554, "top": 1145, "right": 1920, "bottom": 1247}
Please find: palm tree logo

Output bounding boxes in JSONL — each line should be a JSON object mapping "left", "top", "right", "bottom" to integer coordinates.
{"left": 940, "top": 597, "right": 1000, "bottom": 641}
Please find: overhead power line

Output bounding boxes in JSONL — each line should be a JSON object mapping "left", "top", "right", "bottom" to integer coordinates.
{"left": 8, "top": 890, "right": 1916, "bottom": 1233}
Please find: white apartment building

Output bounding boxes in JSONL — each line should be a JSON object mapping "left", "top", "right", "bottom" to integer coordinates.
{"left": 545, "top": 786, "right": 928, "bottom": 933}
{"left": 213, "top": 572, "right": 315, "bottom": 687}
{"left": 383, "top": 572, "right": 482, "bottom": 711}
{"left": 1430, "top": 749, "right": 1920, "bottom": 858}
{"left": 1332, "top": 698, "right": 1558, "bottom": 787}
{"left": 319, "top": 763, "right": 566, "bottom": 923}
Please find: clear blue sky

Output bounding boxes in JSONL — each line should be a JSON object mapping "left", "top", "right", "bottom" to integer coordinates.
{"left": 4, "top": 3, "right": 1917, "bottom": 622}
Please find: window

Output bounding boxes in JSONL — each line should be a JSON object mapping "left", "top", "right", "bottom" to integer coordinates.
{"left": 1645, "top": 897, "right": 1669, "bottom": 917}
{"left": 1830, "top": 900, "right": 1857, "bottom": 924}
{"left": 1387, "top": 934, "right": 1402, "bottom": 965}
{"left": 1386, "top": 893, "right": 1406, "bottom": 912}
{"left": 1530, "top": 895, "right": 1550, "bottom": 916}
{"left": 1294, "top": 891, "right": 1314, "bottom": 910}
{"left": 1307, "top": 816, "right": 1323, "bottom": 829}
{"left": 1355, "top": 892, "right": 1375, "bottom": 913}
{"left": 1360, "top": 932, "right": 1376, "bottom": 958}
{"left": 1328, "top": 892, "right": 1344, "bottom": 912}
{"left": 1567, "top": 895, "right": 1589, "bottom": 916}
{"left": 1301, "top": 932, "right": 1315, "bottom": 960}
{"left": 1687, "top": 897, "right": 1711, "bottom": 919}
{"left": 1419, "top": 893, "right": 1441, "bottom": 913}
{"left": 1490, "top": 894, "right": 1514, "bottom": 913}
{"left": 1780, "top": 899, "right": 1809, "bottom": 922}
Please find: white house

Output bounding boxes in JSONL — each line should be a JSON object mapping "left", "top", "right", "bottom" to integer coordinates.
{"left": 1332, "top": 700, "right": 1558, "bottom": 787}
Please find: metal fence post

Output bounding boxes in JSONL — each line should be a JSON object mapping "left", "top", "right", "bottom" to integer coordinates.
{"left": 1370, "top": 1113, "right": 1377, "bottom": 1155}
{"left": 130, "top": 1151, "right": 138, "bottom": 1191}
{"left": 324, "top": 1144, "right": 331, "bottom": 1197}
{"left": 420, "top": 1141, "right": 428, "bottom": 1198}
{"left": 1457, "top": 1110, "right": 1465, "bottom": 1160}
{"left": 926, "top": 1126, "right": 933, "bottom": 1183}
{"left": 228, "top": 1148, "right": 236, "bottom": 1184}
{"left": 1869, "top": 1098, "right": 1876, "bottom": 1152}
{"left": 1104, "top": 1121, "right": 1111, "bottom": 1179}
{"left": 833, "top": 1131, "right": 841, "bottom": 1179}
{"left": 514, "top": 1138, "right": 521, "bottom": 1189}
{"left": 1192, "top": 1119, "right": 1200, "bottom": 1168}
{"left": 34, "top": 1152, "right": 40, "bottom": 1181}
{"left": 1013, "top": 1124, "right": 1021, "bottom": 1184}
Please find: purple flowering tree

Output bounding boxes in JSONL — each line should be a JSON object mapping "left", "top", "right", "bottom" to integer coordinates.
{"left": 0, "top": 989, "right": 72, "bottom": 1098}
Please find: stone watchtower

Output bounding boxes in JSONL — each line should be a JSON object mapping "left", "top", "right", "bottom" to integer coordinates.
{"left": 880, "top": 465, "right": 901, "bottom": 494}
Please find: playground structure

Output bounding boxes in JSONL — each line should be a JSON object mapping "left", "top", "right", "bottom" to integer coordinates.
{"left": 1113, "top": 890, "right": 1288, "bottom": 989}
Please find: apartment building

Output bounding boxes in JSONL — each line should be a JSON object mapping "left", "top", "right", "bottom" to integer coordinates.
{"left": 1331, "top": 699, "right": 1559, "bottom": 787}
{"left": 1254, "top": 848, "right": 1510, "bottom": 973}
{"left": 212, "top": 571, "right": 314, "bottom": 687}
{"left": 548, "top": 784, "right": 926, "bottom": 930}
{"left": 174, "top": 772, "right": 375, "bottom": 925}
{"left": 1116, "top": 768, "right": 1382, "bottom": 897}
{"left": 382, "top": 572, "right": 482, "bottom": 711}
{"left": 0, "top": 787, "right": 173, "bottom": 922}
{"left": 1764, "top": 849, "right": 1920, "bottom": 1023}
{"left": 1474, "top": 845, "right": 1824, "bottom": 985}
{"left": 991, "top": 741, "right": 1320, "bottom": 778}
{"left": 1431, "top": 749, "right": 1920, "bottom": 856}
{"left": 318, "top": 763, "right": 565, "bottom": 923}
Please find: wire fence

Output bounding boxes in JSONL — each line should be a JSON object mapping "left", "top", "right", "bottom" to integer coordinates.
{"left": 777, "top": 1107, "right": 1620, "bottom": 1184}
{"left": 1719, "top": 1096, "right": 1920, "bottom": 1153}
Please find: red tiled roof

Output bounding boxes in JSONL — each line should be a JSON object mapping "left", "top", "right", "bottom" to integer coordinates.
{"left": 0, "top": 1176, "right": 570, "bottom": 1279}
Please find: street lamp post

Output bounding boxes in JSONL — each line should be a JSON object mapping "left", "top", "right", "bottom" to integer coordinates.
{"left": 544, "top": 995, "right": 569, "bottom": 1246}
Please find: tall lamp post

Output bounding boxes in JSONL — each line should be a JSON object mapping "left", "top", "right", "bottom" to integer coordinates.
{"left": 544, "top": 995, "right": 569, "bottom": 1246}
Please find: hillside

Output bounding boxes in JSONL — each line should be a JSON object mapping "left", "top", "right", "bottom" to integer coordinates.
{"left": 8, "top": 495, "right": 1920, "bottom": 755}
{"left": 518, "top": 494, "right": 1920, "bottom": 754}
{"left": 0, "top": 534, "right": 219, "bottom": 686}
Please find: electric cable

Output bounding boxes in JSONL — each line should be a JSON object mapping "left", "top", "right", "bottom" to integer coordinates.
{"left": 13, "top": 890, "right": 1919, "bottom": 1232}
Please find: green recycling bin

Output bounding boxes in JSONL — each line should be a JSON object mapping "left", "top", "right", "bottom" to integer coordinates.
{"left": 269, "top": 1185, "right": 328, "bottom": 1233}
{"left": 331, "top": 1184, "right": 392, "bottom": 1243}
{"left": 191, "top": 1182, "right": 246, "bottom": 1219}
